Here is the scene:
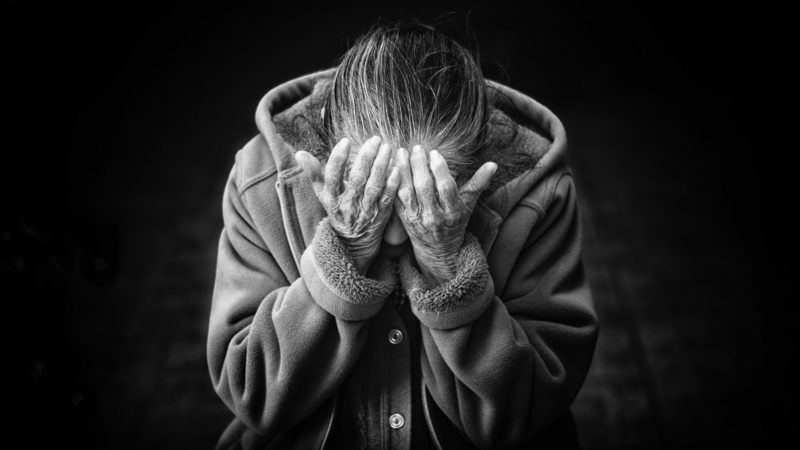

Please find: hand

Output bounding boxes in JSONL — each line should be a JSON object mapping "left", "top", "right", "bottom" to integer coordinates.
{"left": 295, "top": 136, "right": 400, "bottom": 275}
{"left": 394, "top": 145, "right": 497, "bottom": 286}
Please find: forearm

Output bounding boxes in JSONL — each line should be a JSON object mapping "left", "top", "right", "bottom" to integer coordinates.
{"left": 418, "top": 296, "right": 597, "bottom": 448}
{"left": 209, "top": 277, "right": 369, "bottom": 435}
{"left": 209, "top": 216, "right": 396, "bottom": 436}
{"left": 398, "top": 233, "right": 597, "bottom": 448}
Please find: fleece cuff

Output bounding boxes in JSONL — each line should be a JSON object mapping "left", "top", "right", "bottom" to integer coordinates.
{"left": 397, "top": 233, "right": 495, "bottom": 330}
{"left": 300, "top": 217, "right": 396, "bottom": 321}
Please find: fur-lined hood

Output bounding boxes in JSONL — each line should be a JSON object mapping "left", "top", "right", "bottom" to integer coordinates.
{"left": 253, "top": 68, "right": 568, "bottom": 222}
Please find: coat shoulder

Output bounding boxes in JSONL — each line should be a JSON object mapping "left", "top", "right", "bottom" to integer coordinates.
{"left": 235, "top": 134, "right": 279, "bottom": 192}
{"left": 514, "top": 163, "right": 574, "bottom": 214}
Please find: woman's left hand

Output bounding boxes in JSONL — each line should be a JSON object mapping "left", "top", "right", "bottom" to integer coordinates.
{"left": 394, "top": 145, "right": 497, "bottom": 286}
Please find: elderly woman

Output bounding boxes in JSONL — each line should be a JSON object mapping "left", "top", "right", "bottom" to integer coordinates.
{"left": 207, "top": 21, "right": 598, "bottom": 450}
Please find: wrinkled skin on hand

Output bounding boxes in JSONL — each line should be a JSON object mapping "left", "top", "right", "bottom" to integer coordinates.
{"left": 295, "top": 136, "right": 400, "bottom": 275}
{"left": 394, "top": 145, "right": 497, "bottom": 286}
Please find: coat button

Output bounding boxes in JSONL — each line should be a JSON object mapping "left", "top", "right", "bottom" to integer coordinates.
{"left": 389, "top": 413, "right": 405, "bottom": 429}
{"left": 388, "top": 329, "right": 403, "bottom": 345}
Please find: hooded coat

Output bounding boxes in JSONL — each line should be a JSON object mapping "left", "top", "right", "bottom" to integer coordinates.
{"left": 207, "top": 68, "right": 599, "bottom": 449}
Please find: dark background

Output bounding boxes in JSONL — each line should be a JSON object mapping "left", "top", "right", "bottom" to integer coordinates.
{"left": 2, "top": 0, "right": 791, "bottom": 448}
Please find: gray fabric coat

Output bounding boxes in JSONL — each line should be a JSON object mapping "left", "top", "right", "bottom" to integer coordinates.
{"left": 207, "top": 68, "right": 599, "bottom": 449}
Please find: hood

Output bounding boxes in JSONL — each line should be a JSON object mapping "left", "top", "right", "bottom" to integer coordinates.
{"left": 254, "top": 68, "right": 568, "bottom": 220}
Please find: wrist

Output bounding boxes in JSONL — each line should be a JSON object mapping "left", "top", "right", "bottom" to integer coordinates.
{"left": 397, "top": 233, "right": 494, "bottom": 329}
{"left": 338, "top": 236, "right": 379, "bottom": 276}
{"left": 415, "top": 252, "right": 459, "bottom": 286}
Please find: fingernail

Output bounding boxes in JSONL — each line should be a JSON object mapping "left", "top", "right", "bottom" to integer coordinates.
{"left": 413, "top": 145, "right": 421, "bottom": 153}
{"left": 371, "top": 135, "right": 381, "bottom": 144}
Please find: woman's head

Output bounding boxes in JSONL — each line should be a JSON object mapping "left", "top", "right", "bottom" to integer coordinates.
{"left": 325, "top": 20, "right": 489, "bottom": 183}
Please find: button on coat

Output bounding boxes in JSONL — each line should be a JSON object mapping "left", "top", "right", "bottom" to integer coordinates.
{"left": 389, "top": 413, "right": 405, "bottom": 429}
{"left": 388, "top": 329, "right": 404, "bottom": 345}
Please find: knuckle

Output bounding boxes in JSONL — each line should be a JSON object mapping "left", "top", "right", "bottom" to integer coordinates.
{"left": 358, "top": 160, "right": 373, "bottom": 173}
{"left": 379, "top": 195, "right": 394, "bottom": 209}
{"left": 350, "top": 173, "right": 367, "bottom": 186}
{"left": 445, "top": 214, "right": 460, "bottom": 227}
{"left": 421, "top": 212, "right": 439, "bottom": 228}
{"left": 415, "top": 176, "right": 433, "bottom": 190}
{"left": 419, "top": 186, "right": 434, "bottom": 198}
{"left": 364, "top": 183, "right": 383, "bottom": 197}
{"left": 398, "top": 187, "right": 414, "bottom": 203}
{"left": 339, "top": 200, "right": 355, "bottom": 215}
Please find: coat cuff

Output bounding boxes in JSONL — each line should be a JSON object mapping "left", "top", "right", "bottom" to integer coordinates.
{"left": 397, "top": 233, "right": 495, "bottom": 330}
{"left": 300, "top": 217, "right": 396, "bottom": 321}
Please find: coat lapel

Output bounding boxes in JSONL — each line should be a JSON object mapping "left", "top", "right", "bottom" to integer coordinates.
{"left": 468, "top": 200, "right": 502, "bottom": 256}
{"left": 276, "top": 165, "right": 327, "bottom": 270}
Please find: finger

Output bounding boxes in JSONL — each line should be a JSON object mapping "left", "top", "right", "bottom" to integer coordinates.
{"left": 459, "top": 161, "right": 498, "bottom": 210}
{"left": 347, "top": 135, "right": 381, "bottom": 199}
{"left": 324, "top": 138, "right": 351, "bottom": 197}
{"left": 429, "top": 150, "right": 460, "bottom": 213}
{"left": 362, "top": 142, "right": 392, "bottom": 210}
{"left": 394, "top": 196, "right": 405, "bottom": 218}
{"left": 378, "top": 166, "right": 401, "bottom": 212}
{"left": 395, "top": 147, "right": 418, "bottom": 213}
{"left": 410, "top": 145, "right": 437, "bottom": 212}
{"left": 295, "top": 151, "right": 325, "bottom": 196}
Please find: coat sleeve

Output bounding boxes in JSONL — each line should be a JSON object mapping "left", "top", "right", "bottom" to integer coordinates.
{"left": 397, "top": 170, "right": 599, "bottom": 449}
{"left": 206, "top": 156, "right": 396, "bottom": 441}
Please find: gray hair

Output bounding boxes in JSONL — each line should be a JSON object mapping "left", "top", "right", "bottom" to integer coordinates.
{"left": 325, "top": 20, "right": 490, "bottom": 183}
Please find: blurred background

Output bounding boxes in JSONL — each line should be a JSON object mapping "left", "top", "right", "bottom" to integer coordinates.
{"left": 2, "top": 0, "right": 790, "bottom": 448}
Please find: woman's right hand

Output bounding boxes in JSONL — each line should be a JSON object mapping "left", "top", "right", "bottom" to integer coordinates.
{"left": 295, "top": 136, "right": 400, "bottom": 275}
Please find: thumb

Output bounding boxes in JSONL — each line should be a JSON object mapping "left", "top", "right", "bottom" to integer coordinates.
{"left": 295, "top": 151, "right": 325, "bottom": 196}
{"left": 459, "top": 161, "right": 497, "bottom": 210}
{"left": 294, "top": 151, "right": 310, "bottom": 170}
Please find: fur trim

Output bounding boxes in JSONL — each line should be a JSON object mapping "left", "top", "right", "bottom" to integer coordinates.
{"left": 273, "top": 78, "right": 334, "bottom": 164}
{"left": 478, "top": 107, "right": 551, "bottom": 194}
{"left": 396, "top": 233, "right": 490, "bottom": 314}
{"left": 311, "top": 217, "right": 396, "bottom": 304}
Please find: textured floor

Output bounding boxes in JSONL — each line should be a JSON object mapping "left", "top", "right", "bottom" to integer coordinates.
{"left": 4, "top": 2, "right": 786, "bottom": 449}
